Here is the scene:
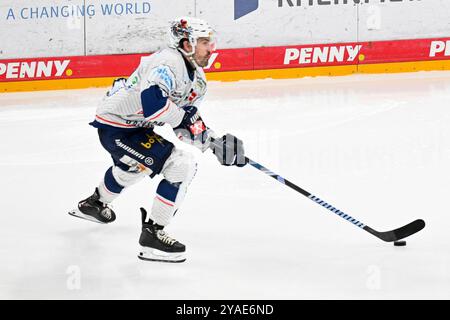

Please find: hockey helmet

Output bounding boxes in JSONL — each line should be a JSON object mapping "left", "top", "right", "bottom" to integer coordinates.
{"left": 168, "top": 17, "right": 217, "bottom": 56}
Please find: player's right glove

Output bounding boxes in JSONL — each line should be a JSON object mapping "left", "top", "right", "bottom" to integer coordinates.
{"left": 173, "top": 106, "right": 210, "bottom": 151}
{"left": 211, "top": 134, "right": 247, "bottom": 167}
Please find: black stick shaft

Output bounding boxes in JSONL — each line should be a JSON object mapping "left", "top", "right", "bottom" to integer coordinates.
{"left": 245, "top": 157, "right": 367, "bottom": 229}
{"left": 210, "top": 137, "right": 424, "bottom": 241}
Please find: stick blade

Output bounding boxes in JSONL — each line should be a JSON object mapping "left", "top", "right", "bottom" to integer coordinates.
{"left": 364, "top": 219, "right": 426, "bottom": 242}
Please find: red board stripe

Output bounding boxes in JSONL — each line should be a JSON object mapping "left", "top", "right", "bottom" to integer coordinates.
{"left": 1, "top": 37, "right": 450, "bottom": 83}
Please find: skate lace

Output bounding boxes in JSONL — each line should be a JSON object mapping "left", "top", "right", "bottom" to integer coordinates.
{"left": 157, "top": 230, "right": 177, "bottom": 246}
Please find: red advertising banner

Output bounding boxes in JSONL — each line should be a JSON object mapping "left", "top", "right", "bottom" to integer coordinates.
{"left": 254, "top": 42, "right": 363, "bottom": 70}
{"left": 359, "top": 38, "right": 450, "bottom": 64}
{"left": 0, "top": 54, "right": 145, "bottom": 82}
{"left": 1, "top": 37, "right": 450, "bottom": 85}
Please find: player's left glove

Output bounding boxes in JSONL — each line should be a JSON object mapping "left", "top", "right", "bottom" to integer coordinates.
{"left": 211, "top": 134, "right": 247, "bottom": 167}
{"left": 173, "top": 106, "right": 210, "bottom": 151}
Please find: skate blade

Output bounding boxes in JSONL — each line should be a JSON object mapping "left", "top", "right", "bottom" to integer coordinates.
{"left": 68, "top": 208, "right": 106, "bottom": 224}
{"left": 138, "top": 246, "right": 186, "bottom": 263}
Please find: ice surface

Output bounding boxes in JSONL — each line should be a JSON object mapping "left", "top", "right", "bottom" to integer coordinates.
{"left": 1, "top": 71, "right": 449, "bottom": 299}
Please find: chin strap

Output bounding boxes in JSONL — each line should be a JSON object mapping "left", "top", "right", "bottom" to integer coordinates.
{"left": 189, "top": 57, "right": 200, "bottom": 69}
{"left": 177, "top": 36, "right": 201, "bottom": 69}
{"left": 178, "top": 46, "right": 195, "bottom": 57}
{"left": 177, "top": 48, "right": 200, "bottom": 70}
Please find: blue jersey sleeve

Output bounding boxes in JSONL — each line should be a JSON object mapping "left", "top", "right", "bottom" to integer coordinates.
{"left": 141, "top": 85, "right": 169, "bottom": 118}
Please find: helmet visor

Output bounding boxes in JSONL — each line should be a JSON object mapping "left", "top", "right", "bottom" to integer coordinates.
{"left": 195, "top": 30, "right": 217, "bottom": 52}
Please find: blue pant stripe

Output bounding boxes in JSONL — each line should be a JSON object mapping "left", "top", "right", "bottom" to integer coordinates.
{"left": 156, "top": 179, "right": 179, "bottom": 202}
{"left": 104, "top": 167, "right": 124, "bottom": 194}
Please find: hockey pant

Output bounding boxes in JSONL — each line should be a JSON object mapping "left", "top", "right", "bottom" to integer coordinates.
{"left": 96, "top": 128, "right": 197, "bottom": 226}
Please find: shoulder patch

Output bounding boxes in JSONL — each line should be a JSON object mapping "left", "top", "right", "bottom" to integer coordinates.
{"left": 152, "top": 65, "right": 175, "bottom": 92}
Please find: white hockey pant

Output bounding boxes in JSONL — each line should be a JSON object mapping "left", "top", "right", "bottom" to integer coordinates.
{"left": 98, "top": 148, "right": 197, "bottom": 226}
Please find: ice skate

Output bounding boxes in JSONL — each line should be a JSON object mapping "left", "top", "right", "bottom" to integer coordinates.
{"left": 68, "top": 188, "right": 116, "bottom": 224}
{"left": 138, "top": 208, "right": 186, "bottom": 263}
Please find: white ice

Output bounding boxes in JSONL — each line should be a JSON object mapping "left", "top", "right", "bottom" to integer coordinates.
{"left": 1, "top": 71, "right": 450, "bottom": 299}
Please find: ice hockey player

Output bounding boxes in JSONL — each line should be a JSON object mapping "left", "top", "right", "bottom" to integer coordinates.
{"left": 69, "top": 17, "right": 247, "bottom": 263}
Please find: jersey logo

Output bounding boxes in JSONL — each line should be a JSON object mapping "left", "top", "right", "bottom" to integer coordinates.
{"left": 188, "top": 91, "right": 198, "bottom": 102}
{"left": 189, "top": 120, "right": 206, "bottom": 135}
{"left": 154, "top": 66, "right": 174, "bottom": 91}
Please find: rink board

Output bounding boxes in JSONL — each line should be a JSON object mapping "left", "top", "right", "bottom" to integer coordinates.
{"left": 1, "top": 0, "right": 449, "bottom": 58}
{"left": 1, "top": 37, "right": 450, "bottom": 92}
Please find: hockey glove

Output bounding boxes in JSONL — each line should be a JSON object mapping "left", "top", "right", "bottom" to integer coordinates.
{"left": 173, "top": 106, "right": 210, "bottom": 150}
{"left": 211, "top": 134, "right": 247, "bottom": 167}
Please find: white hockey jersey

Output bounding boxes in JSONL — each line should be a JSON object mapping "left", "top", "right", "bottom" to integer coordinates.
{"left": 92, "top": 48, "right": 208, "bottom": 130}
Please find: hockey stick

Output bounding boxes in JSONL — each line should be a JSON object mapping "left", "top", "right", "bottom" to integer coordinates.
{"left": 244, "top": 157, "right": 425, "bottom": 242}
{"left": 209, "top": 137, "right": 425, "bottom": 241}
